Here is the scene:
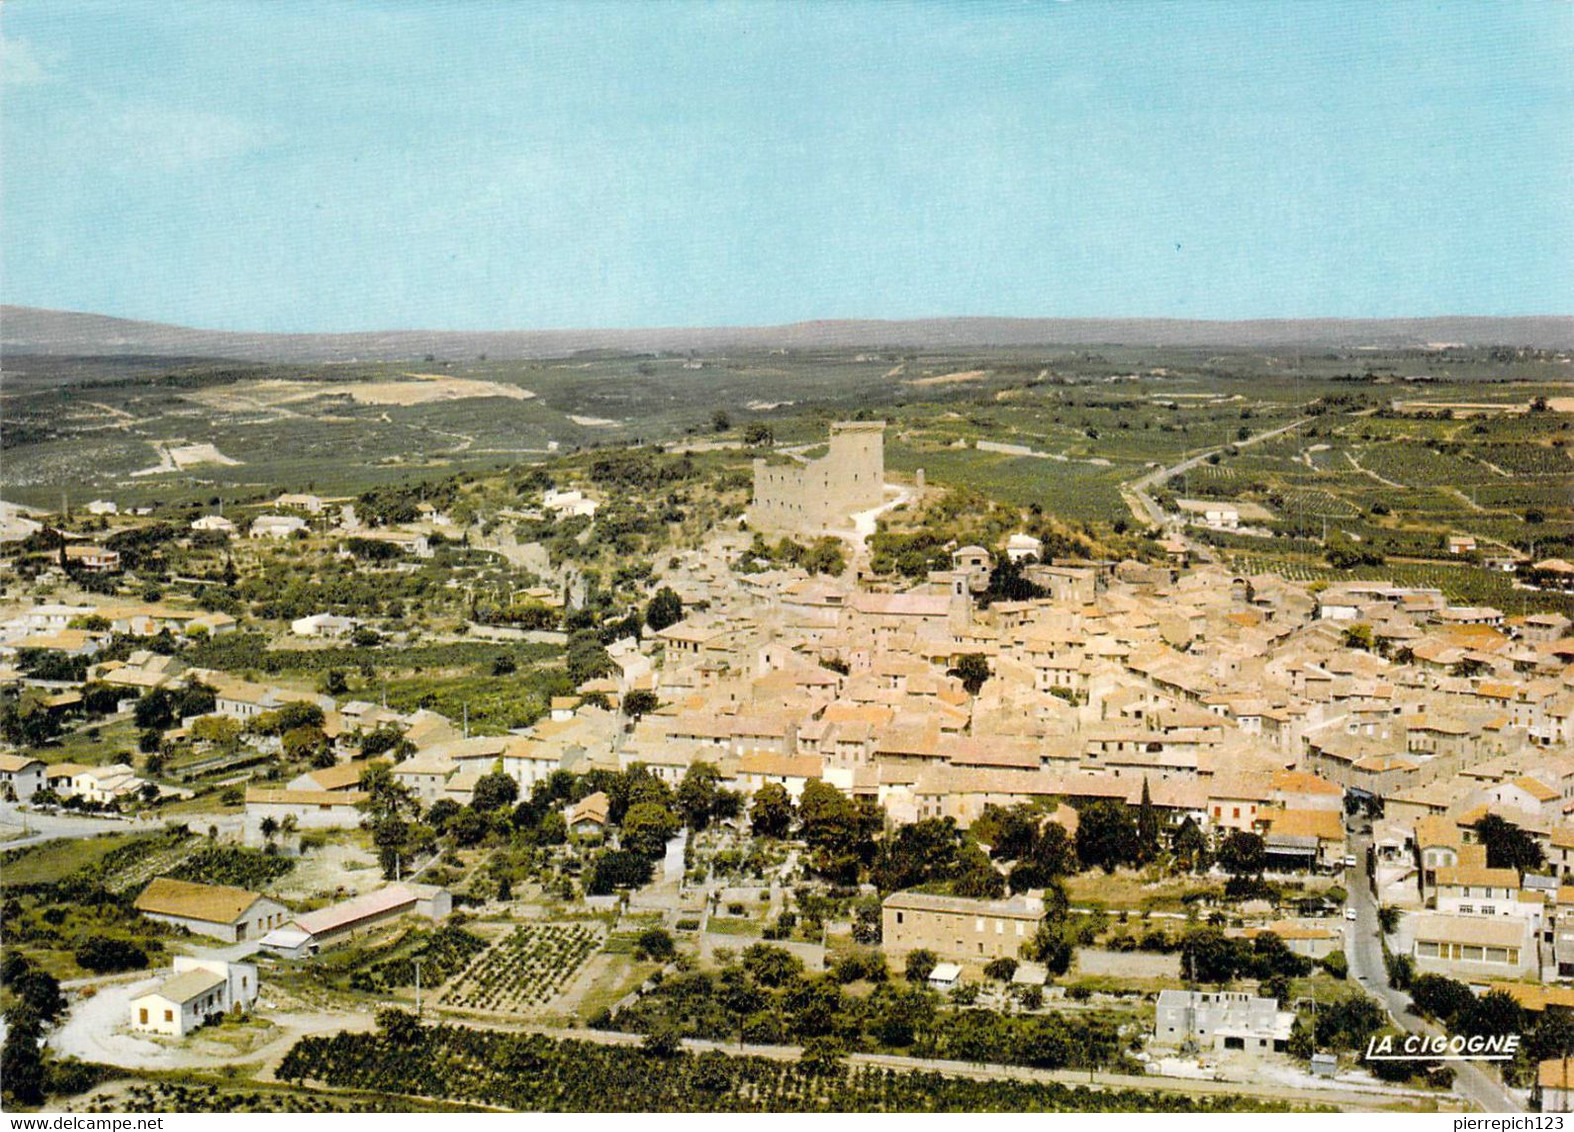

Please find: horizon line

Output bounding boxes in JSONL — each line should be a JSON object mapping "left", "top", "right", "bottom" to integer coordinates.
{"left": 7, "top": 303, "right": 1574, "bottom": 340}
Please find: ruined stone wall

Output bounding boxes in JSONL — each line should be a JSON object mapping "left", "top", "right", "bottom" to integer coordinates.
{"left": 750, "top": 421, "right": 885, "bottom": 534}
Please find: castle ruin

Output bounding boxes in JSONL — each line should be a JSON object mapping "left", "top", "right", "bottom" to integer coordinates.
{"left": 750, "top": 420, "right": 885, "bottom": 534}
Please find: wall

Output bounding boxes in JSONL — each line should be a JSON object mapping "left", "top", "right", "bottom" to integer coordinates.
{"left": 751, "top": 422, "right": 884, "bottom": 534}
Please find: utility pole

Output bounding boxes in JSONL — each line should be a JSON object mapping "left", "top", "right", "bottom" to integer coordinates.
{"left": 414, "top": 958, "right": 423, "bottom": 1017}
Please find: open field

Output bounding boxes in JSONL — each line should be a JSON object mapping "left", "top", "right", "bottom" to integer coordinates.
{"left": 2, "top": 343, "right": 1570, "bottom": 612}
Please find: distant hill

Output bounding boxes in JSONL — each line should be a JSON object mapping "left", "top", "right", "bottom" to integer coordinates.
{"left": 4, "top": 305, "right": 1571, "bottom": 362}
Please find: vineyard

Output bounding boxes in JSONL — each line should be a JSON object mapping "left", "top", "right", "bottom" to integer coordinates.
{"left": 439, "top": 922, "right": 601, "bottom": 1013}
{"left": 72, "top": 1080, "right": 482, "bottom": 1114}
{"left": 347, "top": 925, "right": 489, "bottom": 994}
{"left": 166, "top": 845, "right": 295, "bottom": 889}
{"left": 277, "top": 1021, "right": 1299, "bottom": 1112}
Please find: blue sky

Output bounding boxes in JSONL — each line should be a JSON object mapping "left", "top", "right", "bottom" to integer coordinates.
{"left": 3, "top": 1, "right": 1571, "bottom": 332}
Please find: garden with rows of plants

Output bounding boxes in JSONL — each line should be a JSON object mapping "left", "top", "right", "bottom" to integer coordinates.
{"left": 277, "top": 1014, "right": 1297, "bottom": 1112}
{"left": 438, "top": 922, "right": 602, "bottom": 1012}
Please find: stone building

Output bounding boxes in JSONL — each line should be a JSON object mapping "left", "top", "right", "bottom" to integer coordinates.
{"left": 750, "top": 421, "right": 885, "bottom": 534}
{"left": 880, "top": 890, "right": 1045, "bottom": 961}
{"left": 1154, "top": 989, "right": 1294, "bottom": 1053}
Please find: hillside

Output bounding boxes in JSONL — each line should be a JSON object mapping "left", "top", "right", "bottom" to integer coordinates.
{"left": 5, "top": 305, "right": 1572, "bottom": 362}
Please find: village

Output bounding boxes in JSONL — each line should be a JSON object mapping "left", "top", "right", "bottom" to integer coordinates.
{"left": 0, "top": 418, "right": 1570, "bottom": 1114}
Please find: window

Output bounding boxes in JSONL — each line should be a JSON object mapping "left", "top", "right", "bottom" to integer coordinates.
{"left": 139, "top": 1008, "right": 148, "bottom": 1024}
{"left": 1459, "top": 905, "right": 1474, "bottom": 915}
{"left": 1417, "top": 941, "right": 1440, "bottom": 957}
{"left": 975, "top": 918, "right": 984, "bottom": 932}
{"left": 164, "top": 1010, "right": 174, "bottom": 1022}
{"left": 1480, "top": 906, "right": 1495, "bottom": 916}
{"left": 895, "top": 912, "right": 903, "bottom": 925}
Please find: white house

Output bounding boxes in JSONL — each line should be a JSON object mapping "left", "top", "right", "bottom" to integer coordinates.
{"left": 291, "top": 613, "right": 359, "bottom": 638}
{"left": 250, "top": 515, "right": 308, "bottom": 539}
{"left": 0, "top": 754, "right": 46, "bottom": 801}
{"left": 542, "top": 489, "right": 599, "bottom": 518}
{"left": 191, "top": 515, "right": 237, "bottom": 534}
{"left": 1154, "top": 989, "right": 1294, "bottom": 1053}
{"left": 1005, "top": 533, "right": 1043, "bottom": 564}
{"left": 130, "top": 958, "right": 258, "bottom": 1037}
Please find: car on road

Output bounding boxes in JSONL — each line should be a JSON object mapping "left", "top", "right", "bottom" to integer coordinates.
{"left": 1344, "top": 907, "right": 1358, "bottom": 921}
{"left": 1342, "top": 854, "right": 1358, "bottom": 868}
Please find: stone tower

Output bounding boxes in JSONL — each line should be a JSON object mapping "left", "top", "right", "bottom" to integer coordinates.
{"left": 750, "top": 420, "right": 886, "bottom": 534}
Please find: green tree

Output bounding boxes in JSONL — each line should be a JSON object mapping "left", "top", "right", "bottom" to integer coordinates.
{"left": 621, "top": 801, "right": 680, "bottom": 858}
{"left": 635, "top": 928, "right": 677, "bottom": 962}
{"left": 948, "top": 653, "right": 991, "bottom": 696}
{"left": 1474, "top": 813, "right": 1544, "bottom": 873}
{"left": 1136, "top": 778, "right": 1160, "bottom": 863}
{"left": 742, "top": 422, "right": 773, "bottom": 446}
{"left": 750, "top": 782, "right": 795, "bottom": 839}
{"left": 645, "top": 587, "right": 684, "bottom": 633}
{"left": 676, "top": 762, "right": 722, "bottom": 831}
{"left": 1181, "top": 927, "right": 1240, "bottom": 985}
{"left": 587, "top": 849, "right": 653, "bottom": 894}
{"left": 1217, "top": 830, "right": 1267, "bottom": 878}
{"left": 472, "top": 771, "right": 520, "bottom": 813}
{"left": 904, "top": 949, "right": 938, "bottom": 984}
{"left": 1461, "top": 990, "right": 1526, "bottom": 1040}
{"left": 1316, "top": 993, "right": 1386, "bottom": 1052}
{"left": 1022, "top": 924, "right": 1073, "bottom": 975}
{"left": 983, "top": 957, "right": 1018, "bottom": 983}
{"left": 797, "top": 780, "right": 879, "bottom": 881}
{"left": 742, "top": 943, "right": 804, "bottom": 988}
{"left": 1172, "top": 818, "right": 1211, "bottom": 873}
{"left": 1340, "top": 624, "right": 1375, "bottom": 651}
{"left": 1075, "top": 802, "right": 1140, "bottom": 873}
{"left": 623, "top": 689, "right": 660, "bottom": 720}
{"left": 282, "top": 724, "right": 329, "bottom": 763}
{"left": 1, "top": 1017, "right": 46, "bottom": 1107}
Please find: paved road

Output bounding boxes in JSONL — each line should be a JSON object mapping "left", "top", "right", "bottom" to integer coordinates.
{"left": 0, "top": 802, "right": 243, "bottom": 849}
{"left": 1123, "top": 417, "right": 1311, "bottom": 545}
{"left": 0, "top": 803, "right": 157, "bottom": 849}
{"left": 1344, "top": 827, "right": 1523, "bottom": 1113}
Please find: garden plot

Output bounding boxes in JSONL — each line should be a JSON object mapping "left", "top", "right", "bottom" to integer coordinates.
{"left": 439, "top": 922, "right": 603, "bottom": 1014}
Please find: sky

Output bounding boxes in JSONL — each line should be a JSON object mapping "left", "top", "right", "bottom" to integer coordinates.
{"left": 2, "top": 1, "right": 1571, "bottom": 332}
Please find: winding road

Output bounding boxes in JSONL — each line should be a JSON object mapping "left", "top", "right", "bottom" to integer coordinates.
{"left": 1123, "top": 417, "right": 1311, "bottom": 548}
{"left": 1344, "top": 826, "right": 1523, "bottom": 1113}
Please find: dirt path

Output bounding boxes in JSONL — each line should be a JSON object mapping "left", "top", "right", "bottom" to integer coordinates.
{"left": 1344, "top": 449, "right": 1405, "bottom": 490}
{"left": 51, "top": 975, "right": 376, "bottom": 1078}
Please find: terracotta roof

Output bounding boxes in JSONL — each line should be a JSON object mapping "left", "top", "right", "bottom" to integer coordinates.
{"left": 1259, "top": 808, "right": 1345, "bottom": 843}
{"left": 292, "top": 884, "right": 419, "bottom": 937}
{"left": 737, "top": 752, "right": 822, "bottom": 779}
{"left": 569, "top": 791, "right": 610, "bottom": 826}
{"left": 1542, "top": 1058, "right": 1574, "bottom": 1089}
{"left": 302, "top": 762, "right": 375, "bottom": 791}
